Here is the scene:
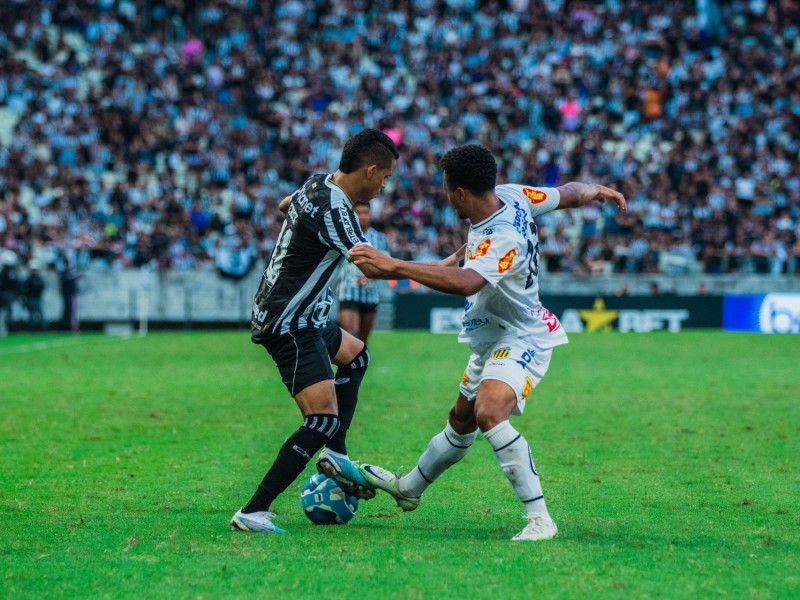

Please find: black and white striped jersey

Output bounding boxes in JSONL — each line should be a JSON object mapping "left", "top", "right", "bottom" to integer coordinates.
{"left": 252, "top": 173, "right": 368, "bottom": 339}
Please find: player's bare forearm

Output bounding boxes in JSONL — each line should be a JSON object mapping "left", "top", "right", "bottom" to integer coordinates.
{"left": 391, "top": 262, "right": 486, "bottom": 296}
{"left": 350, "top": 245, "right": 485, "bottom": 295}
{"left": 556, "top": 182, "right": 627, "bottom": 212}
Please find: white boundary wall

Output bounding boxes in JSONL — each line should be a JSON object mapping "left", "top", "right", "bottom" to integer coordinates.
{"left": 16, "top": 268, "right": 800, "bottom": 325}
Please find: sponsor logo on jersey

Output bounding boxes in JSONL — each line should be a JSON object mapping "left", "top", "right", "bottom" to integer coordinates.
{"left": 296, "top": 192, "right": 320, "bottom": 218}
{"left": 462, "top": 317, "right": 490, "bottom": 330}
{"left": 522, "top": 377, "right": 533, "bottom": 398}
{"left": 464, "top": 299, "right": 474, "bottom": 311}
{"left": 498, "top": 248, "right": 517, "bottom": 273}
{"left": 512, "top": 200, "right": 529, "bottom": 234}
{"left": 523, "top": 188, "right": 548, "bottom": 204}
{"left": 540, "top": 308, "right": 560, "bottom": 332}
{"left": 468, "top": 238, "right": 491, "bottom": 260}
{"left": 339, "top": 206, "right": 362, "bottom": 245}
{"left": 482, "top": 227, "right": 494, "bottom": 235}
{"left": 491, "top": 347, "right": 510, "bottom": 359}
{"left": 461, "top": 371, "right": 469, "bottom": 386}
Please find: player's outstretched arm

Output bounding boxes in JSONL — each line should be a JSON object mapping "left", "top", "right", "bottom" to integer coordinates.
{"left": 407, "top": 244, "right": 466, "bottom": 268}
{"left": 350, "top": 245, "right": 486, "bottom": 296}
{"left": 556, "top": 183, "right": 627, "bottom": 212}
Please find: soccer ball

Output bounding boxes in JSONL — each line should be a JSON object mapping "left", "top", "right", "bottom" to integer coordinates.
{"left": 300, "top": 473, "right": 359, "bottom": 525}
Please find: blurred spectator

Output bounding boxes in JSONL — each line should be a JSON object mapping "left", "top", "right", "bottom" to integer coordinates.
{"left": 0, "top": 253, "right": 21, "bottom": 336}
{"left": 60, "top": 259, "right": 81, "bottom": 333}
{"left": 21, "top": 262, "right": 46, "bottom": 330}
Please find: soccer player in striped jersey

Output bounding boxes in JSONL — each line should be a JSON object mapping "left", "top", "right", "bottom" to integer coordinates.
{"left": 230, "top": 129, "right": 399, "bottom": 534}
{"left": 337, "top": 202, "right": 389, "bottom": 343}
{"left": 349, "top": 144, "right": 626, "bottom": 541}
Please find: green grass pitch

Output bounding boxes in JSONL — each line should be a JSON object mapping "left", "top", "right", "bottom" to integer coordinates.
{"left": 1, "top": 330, "right": 798, "bottom": 599}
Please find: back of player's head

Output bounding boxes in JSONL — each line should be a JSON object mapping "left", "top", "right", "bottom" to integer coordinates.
{"left": 439, "top": 144, "right": 497, "bottom": 195}
{"left": 338, "top": 129, "right": 400, "bottom": 173}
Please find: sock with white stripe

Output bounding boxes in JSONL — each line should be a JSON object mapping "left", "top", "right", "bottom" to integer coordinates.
{"left": 484, "top": 421, "right": 549, "bottom": 517}
{"left": 398, "top": 421, "right": 478, "bottom": 498}
{"left": 242, "top": 413, "right": 339, "bottom": 513}
{"left": 326, "top": 346, "right": 370, "bottom": 455}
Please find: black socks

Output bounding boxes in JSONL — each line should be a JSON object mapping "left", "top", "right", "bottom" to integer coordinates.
{"left": 242, "top": 413, "right": 339, "bottom": 514}
{"left": 326, "top": 346, "right": 370, "bottom": 455}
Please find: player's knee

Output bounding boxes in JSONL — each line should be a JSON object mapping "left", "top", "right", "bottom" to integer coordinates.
{"left": 448, "top": 404, "right": 477, "bottom": 434}
{"left": 344, "top": 345, "right": 370, "bottom": 372}
{"left": 474, "top": 405, "right": 503, "bottom": 432}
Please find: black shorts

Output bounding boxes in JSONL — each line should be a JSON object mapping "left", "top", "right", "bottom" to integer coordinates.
{"left": 256, "top": 322, "right": 342, "bottom": 396}
{"left": 339, "top": 300, "right": 378, "bottom": 315}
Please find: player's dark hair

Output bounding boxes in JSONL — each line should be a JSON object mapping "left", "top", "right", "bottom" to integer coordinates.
{"left": 338, "top": 129, "right": 400, "bottom": 173}
{"left": 439, "top": 144, "right": 497, "bottom": 195}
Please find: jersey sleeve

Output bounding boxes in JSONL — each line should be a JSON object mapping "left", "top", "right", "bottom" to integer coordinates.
{"left": 320, "top": 205, "right": 369, "bottom": 257}
{"left": 498, "top": 184, "right": 560, "bottom": 218}
{"left": 462, "top": 224, "right": 526, "bottom": 288}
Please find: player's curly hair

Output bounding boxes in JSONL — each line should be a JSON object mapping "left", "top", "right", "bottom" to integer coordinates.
{"left": 439, "top": 144, "right": 497, "bottom": 194}
{"left": 338, "top": 129, "right": 400, "bottom": 173}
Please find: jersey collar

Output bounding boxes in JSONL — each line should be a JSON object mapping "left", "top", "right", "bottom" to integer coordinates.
{"left": 325, "top": 174, "right": 354, "bottom": 208}
{"left": 470, "top": 201, "right": 508, "bottom": 230}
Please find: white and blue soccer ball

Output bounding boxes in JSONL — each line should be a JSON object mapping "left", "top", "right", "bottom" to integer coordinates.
{"left": 300, "top": 473, "right": 359, "bottom": 525}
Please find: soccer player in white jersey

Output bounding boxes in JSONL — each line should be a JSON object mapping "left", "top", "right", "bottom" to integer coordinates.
{"left": 348, "top": 144, "right": 626, "bottom": 541}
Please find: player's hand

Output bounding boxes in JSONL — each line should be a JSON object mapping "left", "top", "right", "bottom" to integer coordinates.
{"left": 593, "top": 185, "right": 627, "bottom": 212}
{"left": 349, "top": 244, "right": 396, "bottom": 279}
{"left": 278, "top": 195, "right": 292, "bottom": 214}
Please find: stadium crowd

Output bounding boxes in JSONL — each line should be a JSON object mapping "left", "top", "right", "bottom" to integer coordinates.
{"left": 0, "top": 0, "right": 799, "bottom": 282}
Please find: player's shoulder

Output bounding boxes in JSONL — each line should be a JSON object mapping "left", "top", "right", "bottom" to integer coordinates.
{"left": 301, "top": 174, "right": 333, "bottom": 201}
{"left": 470, "top": 214, "right": 519, "bottom": 245}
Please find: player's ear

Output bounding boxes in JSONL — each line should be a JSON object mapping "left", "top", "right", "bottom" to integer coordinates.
{"left": 365, "top": 164, "right": 378, "bottom": 179}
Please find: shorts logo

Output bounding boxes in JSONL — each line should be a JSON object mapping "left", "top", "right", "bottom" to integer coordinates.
{"left": 522, "top": 188, "right": 547, "bottom": 204}
{"left": 522, "top": 377, "right": 533, "bottom": 398}
{"left": 461, "top": 371, "right": 469, "bottom": 386}
{"left": 469, "top": 238, "right": 491, "bottom": 260}
{"left": 491, "top": 347, "right": 510, "bottom": 359}
{"left": 498, "top": 249, "right": 517, "bottom": 273}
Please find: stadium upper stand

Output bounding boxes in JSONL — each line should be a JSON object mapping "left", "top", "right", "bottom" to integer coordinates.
{"left": 0, "top": 0, "right": 798, "bottom": 278}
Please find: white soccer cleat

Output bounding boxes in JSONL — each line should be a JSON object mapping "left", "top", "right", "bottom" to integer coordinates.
{"left": 359, "top": 463, "right": 421, "bottom": 512}
{"left": 511, "top": 515, "right": 558, "bottom": 542}
{"left": 229, "top": 509, "right": 286, "bottom": 533}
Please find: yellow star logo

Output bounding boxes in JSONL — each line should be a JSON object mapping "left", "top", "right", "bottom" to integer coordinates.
{"left": 578, "top": 297, "right": 619, "bottom": 332}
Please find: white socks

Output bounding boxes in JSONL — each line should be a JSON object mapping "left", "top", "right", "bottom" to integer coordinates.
{"left": 398, "top": 419, "right": 549, "bottom": 518}
{"left": 398, "top": 421, "right": 478, "bottom": 498}
{"left": 484, "top": 420, "right": 549, "bottom": 517}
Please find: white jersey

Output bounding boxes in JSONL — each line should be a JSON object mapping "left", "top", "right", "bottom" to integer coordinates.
{"left": 459, "top": 184, "right": 568, "bottom": 350}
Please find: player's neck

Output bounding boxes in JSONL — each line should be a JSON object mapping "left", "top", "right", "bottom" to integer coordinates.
{"left": 330, "top": 171, "right": 362, "bottom": 203}
{"left": 468, "top": 192, "right": 502, "bottom": 224}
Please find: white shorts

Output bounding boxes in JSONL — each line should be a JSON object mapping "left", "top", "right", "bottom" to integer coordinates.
{"left": 459, "top": 338, "right": 553, "bottom": 416}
